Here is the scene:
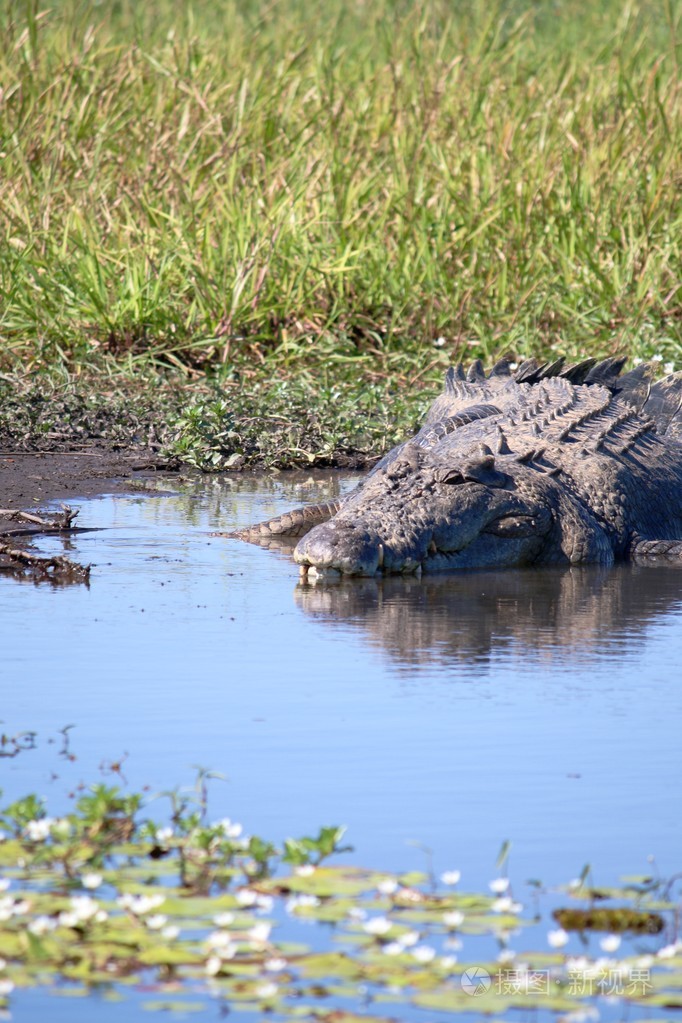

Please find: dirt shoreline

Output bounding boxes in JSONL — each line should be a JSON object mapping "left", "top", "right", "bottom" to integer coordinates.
{"left": 0, "top": 448, "right": 180, "bottom": 509}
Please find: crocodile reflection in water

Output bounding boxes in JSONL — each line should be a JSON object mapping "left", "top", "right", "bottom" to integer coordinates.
{"left": 293, "top": 565, "right": 682, "bottom": 672}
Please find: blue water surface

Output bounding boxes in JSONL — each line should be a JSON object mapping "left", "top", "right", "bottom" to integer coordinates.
{"left": 4, "top": 472, "right": 681, "bottom": 886}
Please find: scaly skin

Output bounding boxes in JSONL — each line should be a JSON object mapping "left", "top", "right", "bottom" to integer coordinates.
{"left": 233, "top": 357, "right": 682, "bottom": 577}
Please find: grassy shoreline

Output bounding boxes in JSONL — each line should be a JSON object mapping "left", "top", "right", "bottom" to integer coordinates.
{"left": 2, "top": 0, "right": 681, "bottom": 382}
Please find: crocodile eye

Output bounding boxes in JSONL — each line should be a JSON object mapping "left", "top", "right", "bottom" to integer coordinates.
{"left": 483, "top": 515, "right": 539, "bottom": 538}
{"left": 438, "top": 470, "right": 468, "bottom": 485}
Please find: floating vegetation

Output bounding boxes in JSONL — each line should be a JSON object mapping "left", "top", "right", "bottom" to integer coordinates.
{"left": 0, "top": 776, "right": 681, "bottom": 1018}
{"left": 553, "top": 907, "right": 665, "bottom": 935}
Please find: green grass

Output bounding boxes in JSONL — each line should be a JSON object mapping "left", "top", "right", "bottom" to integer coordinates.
{"left": 1, "top": 0, "right": 681, "bottom": 390}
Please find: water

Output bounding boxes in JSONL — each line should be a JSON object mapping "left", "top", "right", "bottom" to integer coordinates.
{"left": 4, "top": 471, "right": 681, "bottom": 884}
{"left": 3, "top": 472, "right": 682, "bottom": 1019}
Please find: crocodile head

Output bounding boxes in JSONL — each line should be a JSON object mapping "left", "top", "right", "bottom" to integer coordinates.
{"left": 294, "top": 443, "right": 609, "bottom": 578}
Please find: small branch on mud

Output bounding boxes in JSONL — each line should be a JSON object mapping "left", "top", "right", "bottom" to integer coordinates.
{"left": 0, "top": 505, "right": 91, "bottom": 585}
{"left": 0, "top": 504, "right": 79, "bottom": 530}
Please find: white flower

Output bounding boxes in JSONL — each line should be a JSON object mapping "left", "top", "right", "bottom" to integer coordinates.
{"left": 498, "top": 949, "right": 516, "bottom": 963}
{"left": 0, "top": 979, "right": 14, "bottom": 996}
{"left": 264, "top": 957, "right": 287, "bottom": 972}
{"left": 566, "top": 956, "right": 590, "bottom": 973}
{"left": 561, "top": 1010, "right": 600, "bottom": 1023}
{"left": 294, "top": 864, "right": 315, "bottom": 877}
{"left": 214, "top": 911, "right": 235, "bottom": 928}
{"left": 382, "top": 942, "right": 404, "bottom": 956}
{"left": 433, "top": 336, "right": 446, "bottom": 348}
{"left": 441, "top": 955, "right": 458, "bottom": 969}
{"left": 248, "top": 922, "right": 272, "bottom": 944}
{"left": 489, "top": 878, "right": 510, "bottom": 894}
{"left": 118, "top": 893, "right": 165, "bottom": 915}
{"left": 492, "top": 896, "right": 514, "bottom": 913}
{"left": 155, "top": 827, "right": 173, "bottom": 844}
{"left": 285, "top": 894, "right": 320, "bottom": 913}
{"left": 206, "top": 930, "right": 235, "bottom": 951}
{"left": 443, "top": 910, "right": 464, "bottom": 928}
{"left": 145, "top": 915, "right": 168, "bottom": 930}
{"left": 255, "top": 894, "right": 274, "bottom": 913}
{"left": 215, "top": 818, "right": 243, "bottom": 839}
{"left": 0, "top": 880, "right": 9, "bottom": 893}
{"left": 412, "top": 945, "right": 436, "bottom": 963}
{"left": 0, "top": 959, "right": 5, "bottom": 970}
{"left": 587, "top": 957, "right": 619, "bottom": 980}
{"left": 509, "top": 362, "right": 519, "bottom": 371}
{"left": 70, "top": 895, "right": 100, "bottom": 921}
{"left": 58, "top": 911, "right": 80, "bottom": 928}
{"left": 664, "top": 362, "right": 675, "bottom": 375}
{"left": 347, "top": 907, "right": 367, "bottom": 921}
{"left": 205, "top": 955, "right": 222, "bottom": 976}
{"left": 81, "top": 873, "right": 102, "bottom": 890}
{"left": 28, "top": 915, "right": 56, "bottom": 935}
{"left": 398, "top": 930, "right": 420, "bottom": 948}
{"left": 652, "top": 353, "right": 663, "bottom": 362}
{"left": 441, "top": 870, "right": 461, "bottom": 886}
{"left": 548, "top": 928, "right": 570, "bottom": 949}
{"left": 236, "top": 888, "right": 258, "bottom": 907}
{"left": 363, "top": 916, "right": 392, "bottom": 936}
{"left": 25, "top": 818, "right": 54, "bottom": 842}
{"left": 377, "top": 878, "right": 399, "bottom": 895}
{"left": 256, "top": 982, "right": 278, "bottom": 999}
{"left": 162, "top": 925, "right": 180, "bottom": 941}
{"left": 95, "top": 909, "right": 108, "bottom": 923}
{"left": 657, "top": 941, "right": 682, "bottom": 959}
{"left": 397, "top": 887, "right": 422, "bottom": 903}
{"left": 600, "top": 934, "right": 621, "bottom": 954}
{"left": 632, "top": 357, "right": 643, "bottom": 367}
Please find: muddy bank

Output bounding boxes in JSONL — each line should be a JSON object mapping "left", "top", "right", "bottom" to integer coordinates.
{"left": 0, "top": 449, "right": 180, "bottom": 509}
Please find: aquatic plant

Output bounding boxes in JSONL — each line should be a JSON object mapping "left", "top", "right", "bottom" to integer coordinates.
{"left": 0, "top": 774, "right": 681, "bottom": 1018}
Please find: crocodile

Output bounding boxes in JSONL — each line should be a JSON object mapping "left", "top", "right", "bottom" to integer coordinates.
{"left": 233, "top": 357, "right": 682, "bottom": 578}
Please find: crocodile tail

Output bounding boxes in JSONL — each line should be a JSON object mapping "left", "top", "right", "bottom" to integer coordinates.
{"left": 631, "top": 538, "right": 682, "bottom": 561}
{"left": 225, "top": 499, "right": 343, "bottom": 541}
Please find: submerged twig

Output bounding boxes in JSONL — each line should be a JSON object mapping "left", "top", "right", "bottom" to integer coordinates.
{"left": 0, "top": 505, "right": 91, "bottom": 585}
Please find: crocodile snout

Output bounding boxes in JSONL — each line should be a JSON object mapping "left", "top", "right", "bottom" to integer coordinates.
{"left": 294, "top": 520, "right": 382, "bottom": 577}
